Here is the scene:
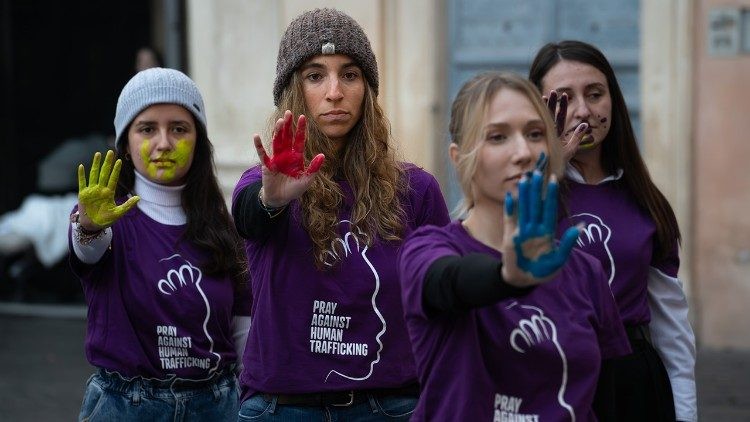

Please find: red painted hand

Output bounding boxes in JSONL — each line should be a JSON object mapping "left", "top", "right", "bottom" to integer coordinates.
{"left": 257, "top": 111, "right": 324, "bottom": 178}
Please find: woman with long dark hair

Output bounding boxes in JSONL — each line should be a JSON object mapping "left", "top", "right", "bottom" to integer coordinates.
{"left": 529, "top": 40, "right": 697, "bottom": 422}
{"left": 69, "top": 67, "right": 250, "bottom": 421}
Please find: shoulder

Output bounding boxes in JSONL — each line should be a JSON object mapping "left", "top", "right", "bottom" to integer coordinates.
{"left": 563, "top": 248, "right": 608, "bottom": 283}
{"left": 231, "top": 165, "right": 262, "bottom": 202}
{"left": 399, "top": 162, "right": 442, "bottom": 198}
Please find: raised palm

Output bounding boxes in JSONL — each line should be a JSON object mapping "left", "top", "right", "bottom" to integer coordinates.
{"left": 77, "top": 150, "right": 139, "bottom": 230}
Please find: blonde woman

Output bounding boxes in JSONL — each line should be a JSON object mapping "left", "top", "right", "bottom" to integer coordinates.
{"left": 398, "top": 72, "right": 630, "bottom": 421}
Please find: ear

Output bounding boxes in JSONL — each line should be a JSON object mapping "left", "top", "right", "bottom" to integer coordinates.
{"left": 449, "top": 142, "right": 460, "bottom": 168}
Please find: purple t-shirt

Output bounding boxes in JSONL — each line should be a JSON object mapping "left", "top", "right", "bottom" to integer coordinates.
{"left": 399, "top": 221, "right": 631, "bottom": 421}
{"left": 558, "top": 179, "right": 679, "bottom": 326}
{"left": 69, "top": 206, "right": 251, "bottom": 379}
{"left": 232, "top": 164, "right": 449, "bottom": 398}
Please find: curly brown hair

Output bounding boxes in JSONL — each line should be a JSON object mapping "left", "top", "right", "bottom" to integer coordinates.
{"left": 270, "top": 72, "right": 406, "bottom": 269}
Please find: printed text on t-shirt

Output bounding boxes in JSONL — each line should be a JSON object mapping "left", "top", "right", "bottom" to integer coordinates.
{"left": 494, "top": 393, "right": 539, "bottom": 422}
{"left": 156, "top": 325, "right": 210, "bottom": 369}
{"left": 309, "top": 300, "right": 368, "bottom": 356}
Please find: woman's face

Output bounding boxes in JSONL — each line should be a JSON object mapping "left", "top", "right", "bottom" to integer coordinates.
{"left": 126, "top": 104, "right": 197, "bottom": 186}
{"left": 540, "top": 59, "right": 612, "bottom": 153}
{"left": 457, "top": 88, "right": 548, "bottom": 206}
{"left": 300, "top": 54, "right": 365, "bottom": 149}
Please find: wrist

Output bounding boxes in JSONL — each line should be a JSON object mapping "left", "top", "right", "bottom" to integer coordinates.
{"left": 259, "top": 187, "right": 288, "bottom": 209}
{"left": 258, "top": 187, "right": 288, "bottom": 218}
{"left": 70, "top": 211, "right": 103, "bottom": 233}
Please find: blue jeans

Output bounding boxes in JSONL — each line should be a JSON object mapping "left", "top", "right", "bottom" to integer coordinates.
{"left": 238, "top": 393, "right": 417, "bottom": 421}
{"left": 78, "top": 368, "right": 239, "bottom": 422}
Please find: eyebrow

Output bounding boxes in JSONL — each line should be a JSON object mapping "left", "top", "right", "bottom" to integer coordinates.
{"left": 556, "top": 82, "right": 606, "bottom": 92}
{"left": 299, "top": 61, "right": 360, "bottom": 72}
{"left": 132, "top": 119, "right": 192, "bottom": 126}
{"left": 485, "top": 118, "right": 544, "bottom": 130}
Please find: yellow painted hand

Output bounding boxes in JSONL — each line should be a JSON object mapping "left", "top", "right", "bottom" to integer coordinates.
{"left": 77, "top": 150, "right": 140, "bottom": 231}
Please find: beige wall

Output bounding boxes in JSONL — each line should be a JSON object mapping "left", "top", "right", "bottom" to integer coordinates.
{"left": 186, "top": 0, "right": 443, "bottom": 202}
{"left": 641, "top": 1, "right": 696, "bottom": 326}
{"left": 692, "top": 0, "right": 750, "bottom": 349}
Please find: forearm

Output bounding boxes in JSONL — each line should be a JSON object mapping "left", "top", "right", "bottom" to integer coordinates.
{"left": 647, "top": 267, "right": 697, "bottom": 422}
{"left": 232, "top": 181, "right": 288, "bottom": 240}
{"left": 423, "top": 254, "right": 533, "bottom": 314}
{"left": 70, "top": 222, "right": 112, "bottom": 264}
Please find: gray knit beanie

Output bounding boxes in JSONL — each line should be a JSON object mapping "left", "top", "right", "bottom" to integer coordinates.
{"left": 273, "top": 8, "right": 379, "bottom": 106}
{"left": 114, "top": 67, "right": 207, "bottom": 146}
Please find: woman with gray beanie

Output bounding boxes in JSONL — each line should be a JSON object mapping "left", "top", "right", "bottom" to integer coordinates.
{"left": 232, "top": 8, "right": 449, "bottom": 421}
{"left": 69, "top": 67, "right": 251, "bottom": 421}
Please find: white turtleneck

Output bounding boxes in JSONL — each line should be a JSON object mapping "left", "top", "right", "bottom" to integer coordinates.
{"left": 132, "top": 171, "right": 186, "bottom": 225}
{"left": 71, "top": 171, "right": 186, "bottom": 263}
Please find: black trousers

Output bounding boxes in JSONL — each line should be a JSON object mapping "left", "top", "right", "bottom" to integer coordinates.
{"left": 596, "top": 337, "right": 676, "bottom": 422}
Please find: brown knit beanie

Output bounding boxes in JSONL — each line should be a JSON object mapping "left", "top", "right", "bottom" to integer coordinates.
{"left": 273, "top": 8, "right": 379, "bottom": 106}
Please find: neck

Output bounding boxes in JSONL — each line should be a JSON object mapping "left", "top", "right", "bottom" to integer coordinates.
{"left": 462, "top": 202, "right": 505, "bottom": 252}
{"left": 133, "top": 172, "right": 187, "bottom": 225}
{"left": 570, "top": 146, "right": 607, "bottom": 184}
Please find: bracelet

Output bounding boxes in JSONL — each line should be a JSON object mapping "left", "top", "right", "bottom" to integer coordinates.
{"left": 73, "top": 223, "right": 106, "bottom": 246}
{"left": 258, "top": 187, "right": 288, "bottom": 218}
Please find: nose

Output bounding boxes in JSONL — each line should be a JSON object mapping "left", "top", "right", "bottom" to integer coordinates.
{"left": 570, "top": 97, "right": 592, "bottom": 122}
{"left": 512, "top": 135, "right": 533, "bottom": 167}
{"left": 325, "top": 77, "right": 344, "bottom": 102}
{"left": 152, "top": 128, "right": 174, "bottom": 151}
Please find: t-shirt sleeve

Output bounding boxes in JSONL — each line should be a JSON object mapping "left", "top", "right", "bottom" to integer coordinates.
{"left": 408, "top": 168, "right": 451, "bottom": 229}
{"left": 398, "top": 225, "right": 459, "bottom": 321}
{"left": 651, "top": 238, "right": 680, "bottom": 277}
{"left": 584, "top": 254, "right": 632, "bottom": 359}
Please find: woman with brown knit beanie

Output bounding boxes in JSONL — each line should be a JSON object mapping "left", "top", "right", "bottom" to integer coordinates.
{"left": 231, "top": 8, "right": 449, "bottom": 421}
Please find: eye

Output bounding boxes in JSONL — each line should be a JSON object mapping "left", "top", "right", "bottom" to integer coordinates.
{"left": 342, "top": 70, "right": 360, "bottom": 81}
{"left": 139, "top": 125, "right": 154, "bottom": 135}
{"left": 527, "top": 129, "right": 546, "bottom": 142}
{"left": 587, "top": 91, "right": 603, "bottom": 101}
{"left": 172, "top": 125, "right": 189, "bottom": 134}
{"left": 305, "top": 72, "right": 323, "bottom": 82}
{"left": 486, "top": 132, "right": 507, "bottom": 143}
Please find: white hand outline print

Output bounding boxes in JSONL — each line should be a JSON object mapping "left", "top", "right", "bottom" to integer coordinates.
{"left": 323, "top": 221, "right": 385, "bottom": 383}
{"left": 572, "top": 213, "right": 615, "bottom": 286}
{"left": 156, "top": 254, "right": 220, "bottom": 373}
{"left": 507, "top": 302, "right": 575, "bottom": 422}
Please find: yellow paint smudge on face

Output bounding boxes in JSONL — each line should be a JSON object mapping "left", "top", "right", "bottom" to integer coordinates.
{"left": 139, "top": 138, "right": 194, "bottom": 183}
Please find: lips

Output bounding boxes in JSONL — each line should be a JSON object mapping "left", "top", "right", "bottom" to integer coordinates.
{"left": 320, "top": 110, "right": 350, "bottom": 122}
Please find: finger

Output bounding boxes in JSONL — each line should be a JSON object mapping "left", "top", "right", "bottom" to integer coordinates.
{"left": 534, "top": 152, "right": 547, "bottom": 172}
{"left": 556, "top": 93, "right": 568, "bottom": 137}
{"left": 557, "top": 226, "right": 582, "bottom": 260}
{"left": 98, "top": 150, "right": 115, "bottom": 187}
{"left": 305, "top": 153, "right": 325, "bottom": 175}
{"left": 273, "top": 110, "right": 293, "bottom": 156}
{"left": 78, "top": 164, "right": 86, "bottom": 193}
{"left": 542, "top": 174, "right": 559, "bottom": 234}
{"left": 88, "top": 152, "right": 102, "bottom": 186}
{"left": 564, "top": 122, "right": 588, "bottom": 159}
{"left": 517, "top": 176, "right": 530, "bottom": 235}
{"left": 108, "top": 159, "right": 123, "bottom": 191}
{"left": 293, "top": 114, "right": 307, "bottom": 152}
{"left": 504, "top": 191, "right": 515, "bottom": 217}
{"left": 254, "top": 134, "right": 275, "bottom": 171}
{"left": 270, "top": 116, "right": 286, "bottom": 157}
{"left": 114, "top": 195, "right": 141, "bottom": 216}
{"left": 546, "top": 90, "right": 557, "bottom": 118}
{"left": 529, "top": 170, "right": 543, "bottom": 226}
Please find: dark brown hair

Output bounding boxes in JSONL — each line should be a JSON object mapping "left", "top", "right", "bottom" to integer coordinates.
{"left": 529, "top": 40, "right": 681, "bottom": 261}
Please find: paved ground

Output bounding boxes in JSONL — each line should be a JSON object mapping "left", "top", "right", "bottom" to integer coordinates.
{"left": 0, "top": 307, "right": 748, "bottom": 421}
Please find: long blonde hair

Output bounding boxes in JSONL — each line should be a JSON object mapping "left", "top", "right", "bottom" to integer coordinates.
{"left": 271, "top": 72, "right": 406, "bottom": 269}
{"left": 448, "top": 71, "right": 563, "bottom": 216}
